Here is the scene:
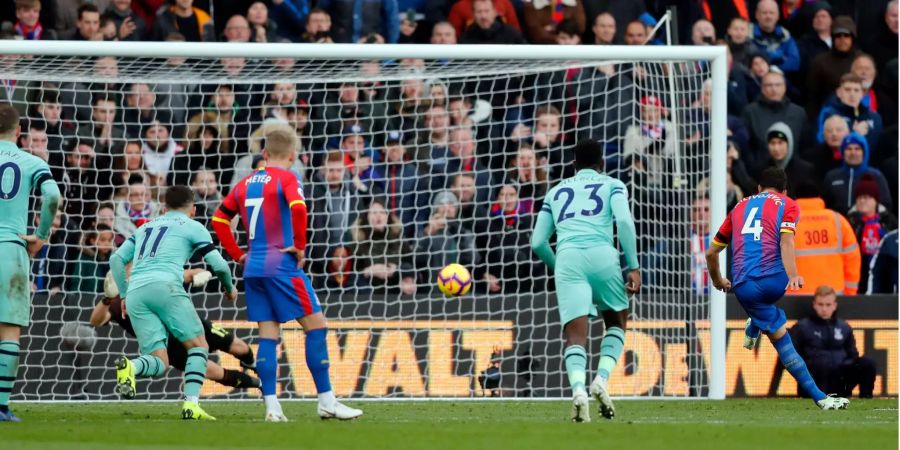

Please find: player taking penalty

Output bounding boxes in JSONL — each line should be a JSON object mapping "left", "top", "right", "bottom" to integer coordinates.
{"left": 706, "top": 167, "right": 849, "bottom": 410}
{"left": 110, "top": 186, "right": 239, "bottom": 420}
{"left": 0, "top": 104, "right": 61, "bottom": 422}
{"left": 531, "top": 140, "right": 640, "bottom": 423}
{"left": 213, "top": 129, "right": 362, "bottom": 422}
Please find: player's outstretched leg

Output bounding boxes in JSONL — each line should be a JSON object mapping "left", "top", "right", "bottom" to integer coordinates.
{"left": 561, "top": 315, "right": 590, "bottom": 423}
{"left": 306, "top": 327, "right": 362, "bottom": 420}
{"left": 769, "top": 329, "right": 848, "bottom": 410}
{"left": 743, "top": 318, "right": 761, "bottom": 350}
{"left": 181, "top": 346, "right": 216, "bottom": 420}
{"left": 0, "top": 339, "right": 22, "bottom": 422}
{"left": 206, "top": 361, "right": 261, "bottom": 390}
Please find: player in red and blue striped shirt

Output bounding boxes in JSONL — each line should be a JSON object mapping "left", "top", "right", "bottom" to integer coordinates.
{"left": 212, "top": 129, "right": 362, "bottom": 422}
{"left": 706, "top": 167, "right": 848, "bottom": 410}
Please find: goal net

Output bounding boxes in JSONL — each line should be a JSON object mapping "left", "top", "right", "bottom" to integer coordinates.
{"left": 2, "top": 42, "right": 726, "bottom": 401}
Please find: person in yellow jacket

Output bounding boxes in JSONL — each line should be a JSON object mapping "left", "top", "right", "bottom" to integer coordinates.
{"left": 792, "top": 184, "right": 861, "bottom": 295}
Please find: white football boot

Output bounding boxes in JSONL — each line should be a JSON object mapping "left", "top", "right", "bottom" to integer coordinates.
{"left": 743, "top": 318, "right": 760, "bottom": 350}
{"left": 817, "top": 394, "right": 850, "bottom": 410}
{"left": 318, "top": 401, "right": 363, "bottom": 420}
{"left": 265, "top": 411, "right": 289, "bottom": 422}
{"left": 570, "top": 389, "right": 591, "bottom": 423}
{"left": 589, "top": 376, "right": 616, "bottom": 420}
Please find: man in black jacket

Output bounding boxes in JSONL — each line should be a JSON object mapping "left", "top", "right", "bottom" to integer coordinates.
{"left": 790, "top": 285, "right": 876, "bottom": 398}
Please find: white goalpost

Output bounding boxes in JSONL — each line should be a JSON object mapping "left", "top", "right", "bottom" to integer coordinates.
{"left": 0, "top": 40, "right": 726, "bottom": 401}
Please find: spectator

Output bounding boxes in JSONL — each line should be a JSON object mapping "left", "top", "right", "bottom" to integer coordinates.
{"left": 151, "top": 0, "right": 214, "bottom": 42}
{"left": 78, "top": 94, "right": 125, "bottom": 163}
{"left": 318, "top": 245, "right": 357, "bottom": 290}
{"left": 847, "top": 174, "right": 898, "bottom": 290}
{"left": 760, "top": 122, "right": 815, "bottom": 197}
{"left": 797, "top": 3, "right": 833, "bottom": 76}
{"left": 13, "top": 0, "right": 57, "bottom": 40}
{"left": 791, "top": 286, "right": 875, "bottom": 398}
{"left": 554, "top": 18, "right": 582, "bottom": 45}
{"left": 804, "top": 114, "right": 850, "bottom": 180}
{"left": 726, "top": 139, "right": 757, "bottom": 204}
{"left": 186, "top": 84, "right": 240, "bottom": 154}
{"left": 72, "top": 4, "right": 101, "bottom": 40}
{"left": 861, "top": 0, "right": 898, "bottom": 73}
{"left": 623, "top": 95, "right": 677, "bottom": 187}
{"left": 449, "top": 173, "right": 488, "bottom": 239}
{"left": 30, "top": 88, "right": 71, "bottom": 171}
{"left": 849, "top": 54, "right": 883, "bottom": 117}
{"left": 340, "top": 126, "right": 383, "bottom": 194}
{"left": 300, "top": 7, "right": 332, "bottom": 43}
{"left": 589, "top": 12, "right": 615, "bottom": 45}
{"left": 94, "top": 203, "right": 125, "bottom": 245}
{"left": 378, "top": 132, "right": 421, "bottom": 236}
{"left": 530, "top": 105, "right": 572, "bottom": 180}
{"left": 415, "top": 190, "right": 490, "bottom": 291}
{"left": 744, "top": 53, "right": 772, "bottom": 103}
{"left": 190, "top": 168, "right": 222, "bottom": 226}
{"left": 114, "top": 141, "right": 147, "bottom": 197}
{"left": 62, "top": 138, "right": 111, "bottom": 229}
{"left": 114, "top": 178, "right": 159, "bottom": 238}
{"left": 726, "top": 17, "right": 757, "bottom": 68}
{"left": 318, "top": 0, "right": 399, "bottom": 43}
{"left": 69, "top": 224, "right": 116, "bottom": 294}
{"left": 792, "top": 183, "right": 860, "bottom": 296}
{"left": 122, "top": 82, "right": 168, "bottom": 139}
{"left": 689, "top": 195, "right": 710, "bottom": 294}
{"left": 246, "top": 1, "right": 278, "bottom": 42}
{"left": 267, "top": 0, "right": 308, "bottom": 41}
{"left": 806, "top": 16, "right": 861, "bottom": 117}
{"left": 522, "top": 0, "right": 585, "bottom": 45}
{"left": 582, "top": 1, "right": 643, "bottom": 44}
{"left": 345, "top": 198, "right": 417, "bottom": 294}
{"left": 308, "top": 151, "right": 362, "bottom": 274}
{"left": 140, "top": 120, "right": 183, "bottom": 185}
{"left": 442, "top": 126, "right": 494, "bottom": 204}
{"left": 30, "top": 205, "right": 75, "bottom": 295}
{"left": 476, "top": 184, "right": 544, "bottom": 292}
{"left": 823, "top": 132, "right": 893, "bottom": 214}
{"left": 816, "top": 75, "right": 884, "bottom": 153}
{"left": 104, "top": 0, "right": 147, "bottom": 41}
{"left": 868, "top": 229, "right": 898, "bottom": 293}
{"left": 431, "top": 20, "right": 457, "bottom": 44}
{"left": 690, "top": 19, "right": 715, "bottom": 46}
{"left": 505, "top": 144, "right": 548, "bottom": 214}
{"left": 685, "top": 79, "right": 751, "bottom": 154}
{"left": 19, "top": 119, "right": 50, "bottom": 163}
{"left": 741, "top": 71, "right": 807, "bottom": 174}
{"left": 171, "top": 124, "right": 232, "bottom": 187}
{"left": 622, "top": 19, "right": 647, "bottom": 45}
{"left": 751, "top": 0, "right": 800, "bottom": 73}
{"left": 449, "top": 0, "right": 520, "bottom": 38}
{"left": 222, "top": 14, "right": 251, "bottom": 42}
{"left": 459, "top": 0, "right": 526, "bottom": 44}
{"left": 99, "top": 14, "right": 119, "bottom": 40}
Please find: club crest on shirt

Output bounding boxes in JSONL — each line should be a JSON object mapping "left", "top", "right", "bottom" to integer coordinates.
{"left": 834, "top": 328, "right": 844, "bottom": 341}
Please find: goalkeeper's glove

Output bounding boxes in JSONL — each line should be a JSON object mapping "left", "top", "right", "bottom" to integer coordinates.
{"left": 192, "top": 270, "right": 213, "bottom": 288}
{"left": 103, "top": 271, "right": 119, "bottom": 298}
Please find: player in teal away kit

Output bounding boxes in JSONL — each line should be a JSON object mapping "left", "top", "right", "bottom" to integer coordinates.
{"left": 0, "top": 105, "right": 61, "bottom": 423}
{"left": 110, "top": 186, "right": 237, "bottom": 420}
{"left": 531, "top": 140, "right": 640, "bottom": 423}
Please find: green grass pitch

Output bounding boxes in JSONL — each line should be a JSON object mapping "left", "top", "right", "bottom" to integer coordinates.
{"left": 3, "top": 399, "right": 897, "bottom": 450}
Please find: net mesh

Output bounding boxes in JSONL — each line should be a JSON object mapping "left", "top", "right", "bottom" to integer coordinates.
{"left": 6, "top": 51, "right": 715, "bottom": 400}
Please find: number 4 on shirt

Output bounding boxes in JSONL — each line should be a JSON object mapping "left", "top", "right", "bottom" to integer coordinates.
{"left": 741, "top": 207, "right": 763, "bottom": 241}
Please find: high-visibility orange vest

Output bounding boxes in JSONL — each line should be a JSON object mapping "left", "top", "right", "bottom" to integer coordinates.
{"left": 792, "top": 198, "right": 861, "bottom": 295}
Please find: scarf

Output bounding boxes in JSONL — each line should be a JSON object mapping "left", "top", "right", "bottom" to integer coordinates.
{"left": 490, "top": 202, "right": 522, "bottom": 227}
{"left": 15, "top": 21, "right": 43, "bottom": 40}
{"left": 860, "top": 214, "right": 885, "bottom": 256}
{"left": 126, "top": 202, "right": 153, "bottom": 227}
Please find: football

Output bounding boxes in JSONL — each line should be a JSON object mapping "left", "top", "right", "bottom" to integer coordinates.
{"left": 436, "top": 263, "right": 473, "bottom": 297}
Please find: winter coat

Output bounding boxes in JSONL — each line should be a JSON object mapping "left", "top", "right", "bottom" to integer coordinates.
{"left": 791, "top": 312, "right": 860, "bottom": 371}
{"left": 460, "top": 18, "right": 526, "bottom": 44}
{"left": 760, "top": 122, "right": 816, "bottom": 197}
{"left": 741, "top": 96, "right": 808, "bottom": 174}
{"left": 318, "top": 0, "right": 400, "bottom": 43}
{"left": 751, "top": 23, "right": 801, "bottom": 72}
{"left": 823, "top": 132, "right": 893, "bottom": 214}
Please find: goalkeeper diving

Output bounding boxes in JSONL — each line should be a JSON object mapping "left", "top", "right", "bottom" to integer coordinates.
{"left": 531, "top": 139, "right": 640, "bottom": 423}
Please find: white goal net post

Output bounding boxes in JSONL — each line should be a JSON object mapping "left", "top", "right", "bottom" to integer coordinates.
{"left": 1, "top": 40, "right": 727, "bottom": 401}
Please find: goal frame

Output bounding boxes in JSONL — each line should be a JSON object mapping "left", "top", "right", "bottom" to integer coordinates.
{"left": 0, "top": 40, "right": 728, "bottom": 400}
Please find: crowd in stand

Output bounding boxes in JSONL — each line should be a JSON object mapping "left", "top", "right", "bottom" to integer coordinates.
{"left": 2, "top": 0, "right": 897, "bottom": 297}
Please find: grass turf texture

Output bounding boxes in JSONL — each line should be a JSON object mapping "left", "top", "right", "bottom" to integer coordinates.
{"left": 2, "top": 399, "right": 896, "bottom": 450}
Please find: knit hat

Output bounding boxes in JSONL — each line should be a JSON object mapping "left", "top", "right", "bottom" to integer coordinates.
{"left": 767, "top": 128, "right": 789, "bottom": 143}
{"left": 854, "top": 174, "right": 880, "bottom": 203}
{"left": 831, "top": 16, "right": 856, "bottom": 38}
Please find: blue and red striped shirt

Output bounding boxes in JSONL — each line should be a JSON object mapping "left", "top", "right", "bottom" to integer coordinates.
{"left": 712, "top": 191, "right": 800, "bottom": 286}
{"left": 213, "top": 166, "right": 307, "bottom": 277}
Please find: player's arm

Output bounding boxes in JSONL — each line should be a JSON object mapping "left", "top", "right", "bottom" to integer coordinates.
{"left": 90, "top": 271, "right": 121, "bottom": 327}
{"left": 21, "top": 169, "right": 61, "bottom": 256}
{"left": 609, "top": 183, "right": 641, "bottom": 292}
{"left": 212, "top": 188, "right": 245, "bottom": 263}
{"left": 192, "top": 224, "right": 237, "bottom": 301}
{"left": 530, "top": 202, "right": 557, "bottom": 270}
{"left": 279, "top": 175, "right": 308, "bottom": 266}
{"left": 780, "top": 201, "right": 803, "bottom": 291}
{"left": 110, "top": 234, "right": 137, "bottom": 297}
{"left": 706, "top": 212, "right": 733, "bottom": 292}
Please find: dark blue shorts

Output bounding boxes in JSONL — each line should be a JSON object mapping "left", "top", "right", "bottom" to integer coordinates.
{"left": 733, "top": 272, "right": 789, "bottom": 334}
{"left": 244, "top": 274, "right": 321, "bottom": 323}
